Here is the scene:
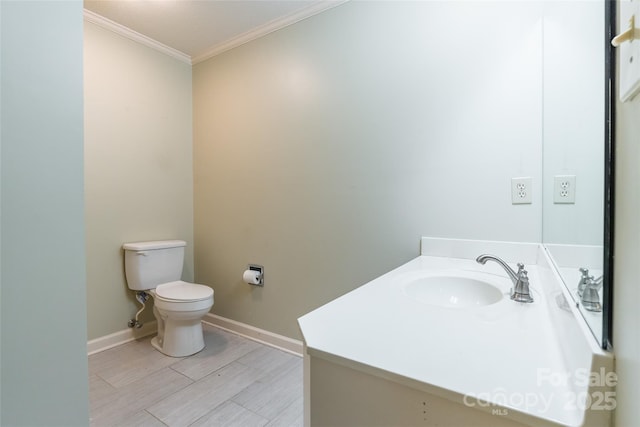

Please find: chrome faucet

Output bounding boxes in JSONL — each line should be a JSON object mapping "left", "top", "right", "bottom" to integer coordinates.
{"left": 576, "top": 267, "right": 602, "bottom": 312}
{"left": 579, "top": 270, "right": 603, "bottom": 312}
{"left": 577, "top": 267, "right": 591, "bottom": 297}
{"left": 476, "top": 254, "right": 534, "bottom": 303}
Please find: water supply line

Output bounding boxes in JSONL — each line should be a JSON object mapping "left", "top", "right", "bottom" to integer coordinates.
{"left": 127, "top": 291, "right": 149, "bottom": 329}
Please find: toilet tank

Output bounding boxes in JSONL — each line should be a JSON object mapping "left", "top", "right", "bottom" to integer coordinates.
{"left": 122, "top": 240, "right": 186, "bottom": 291}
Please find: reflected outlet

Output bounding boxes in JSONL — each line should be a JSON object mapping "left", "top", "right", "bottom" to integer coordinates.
{"left": 554, "top": 175, "right": 576, "bottom": 204}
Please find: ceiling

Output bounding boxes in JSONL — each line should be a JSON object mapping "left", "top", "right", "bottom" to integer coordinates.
{"left": 83, "top": 0, "right": 345, "bottom": 64}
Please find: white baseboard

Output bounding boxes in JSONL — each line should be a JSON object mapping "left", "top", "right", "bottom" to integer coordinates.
{"left": 87, "top": 314, "right": 304, "bottom": 357}
{"left": 87, "top": 321, "right": 158, "bottom": 355}
{"left": 202, "top": 313, "right": 303, "bottom": 356}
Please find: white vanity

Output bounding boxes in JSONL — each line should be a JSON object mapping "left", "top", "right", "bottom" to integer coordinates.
{"left": 298, "top": 238, "right": 614, "bottom": 427}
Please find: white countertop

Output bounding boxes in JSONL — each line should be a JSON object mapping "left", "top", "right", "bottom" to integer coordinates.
{"left": 299, "top": 253, "right": 586, "bottom": 426}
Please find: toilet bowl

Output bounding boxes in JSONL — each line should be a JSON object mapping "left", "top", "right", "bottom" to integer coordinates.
{"left": 122, "top": 240, "right": 215, "bottom": 357}
{"left": 150, "top": 281, "right": 214, "bottom": 357}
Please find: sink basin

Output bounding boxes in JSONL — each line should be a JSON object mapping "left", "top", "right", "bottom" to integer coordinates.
{"left": 401, "top": 273, "right": 504, "bottom": 308}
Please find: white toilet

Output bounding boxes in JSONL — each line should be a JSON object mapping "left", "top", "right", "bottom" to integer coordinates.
{"left": 122, "top": 240, "right": 214, "bottom": 357}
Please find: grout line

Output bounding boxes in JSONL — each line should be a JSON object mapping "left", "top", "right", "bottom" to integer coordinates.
{"left": 145, "top": 410, "right": 170, "bottom": 427}
{"left": 167, "top": 364, "right": 198, "bottom": 385}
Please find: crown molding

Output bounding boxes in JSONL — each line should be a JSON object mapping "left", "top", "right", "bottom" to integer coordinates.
{"left": 191, "top": 0, "right": 348, "bottom": 65}
{"left": 84, "top": 1, "right": 347, "bottom": 66}
{"left": 83, "top": 9, "right": 192, "bottom": 65}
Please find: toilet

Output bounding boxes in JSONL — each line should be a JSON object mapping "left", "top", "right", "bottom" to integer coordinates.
{"left": 122, "top": 240, "right": 214, "bottom": 357}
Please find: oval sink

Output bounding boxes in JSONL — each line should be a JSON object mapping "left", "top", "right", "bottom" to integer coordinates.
{"left": 402, "top": 274, "right": 504, "bottom": 308}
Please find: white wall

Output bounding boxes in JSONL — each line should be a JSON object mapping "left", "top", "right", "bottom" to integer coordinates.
{"left": 83, "top": 0, "right": 606, "bottom": 345}
{"left": 1, "top": 1, "right": 89, "bottom": 424}
{"left": 193, "top": 1, "right": 544, "bottom": 338}
{"left": 84, "top": 21, "right": 193, "bottom": 340}
{"left": 612, "top": 59, "right": 640, "bottom": 426}
{"left": 542, "top": 1, "right": 604, "bottom": 245}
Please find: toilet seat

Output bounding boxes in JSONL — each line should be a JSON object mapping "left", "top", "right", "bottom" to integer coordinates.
{"left": 155, "top": 281, "right": 214, "bottom": 302}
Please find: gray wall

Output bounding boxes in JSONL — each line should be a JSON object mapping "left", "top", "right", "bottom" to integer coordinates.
{"left": 193, "top": 1, "right": 545, "bottom": 339}
{"left": 84, "top": 22, "right": 193, "bottom": 340}
{"left": 1, "top": 1, "right": 89, "bottom": 425}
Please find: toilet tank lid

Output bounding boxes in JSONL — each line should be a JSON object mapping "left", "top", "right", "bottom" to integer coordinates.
{"left": 122, "top": 240, "right": 186, "bottom": 251}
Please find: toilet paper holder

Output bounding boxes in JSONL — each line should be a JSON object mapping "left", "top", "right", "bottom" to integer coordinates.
{"left": 247, "top": 264, "right": 264, "bottom": 286}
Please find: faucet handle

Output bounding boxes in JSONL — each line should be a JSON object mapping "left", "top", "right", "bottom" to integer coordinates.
{"left": 587, "top": 275, "right": 603, "bottom": 290}
{"left": 581, "top": 276, "right": 603, "bottom": 312}
{"left": 516, "top": 263, "right": 529, "bottom": 281}
{"left": 511, "top": 263, "right": 533, "bottom": 303}
{"left": 577, "top": 268, "right": 592, "bottom": 297}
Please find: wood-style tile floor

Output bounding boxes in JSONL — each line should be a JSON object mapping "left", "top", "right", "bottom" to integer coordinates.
{"left": 89, "top": 324, "right": 303, "bottom": 427}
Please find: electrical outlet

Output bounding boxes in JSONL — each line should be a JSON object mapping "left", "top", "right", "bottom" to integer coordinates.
{"left": 554, "top": 175, "right": 576, "bottom": 204}
{"left": 511, "top": 177, "right": 532, "bottom": 204}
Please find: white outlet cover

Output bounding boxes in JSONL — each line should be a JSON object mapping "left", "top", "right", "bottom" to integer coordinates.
{"left": 554, "top": 175, "right": 576, "bottom": 204}
{"left": 511, "top": 177, "right": 532, "bottom": 205}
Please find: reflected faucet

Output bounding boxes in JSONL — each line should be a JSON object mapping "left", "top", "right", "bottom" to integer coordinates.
{"left": 578, "top": 269, "right": 603, "bottom": 312}
{"left": 476, "top": 254, "right": 534, "bottom": 303}
{"left": 577, "top": 267, "right": 591, "bottom": 297}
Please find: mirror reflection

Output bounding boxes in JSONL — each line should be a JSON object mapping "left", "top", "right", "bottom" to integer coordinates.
{"left": 541, "top": 2, "right": 605, "bottom": 345}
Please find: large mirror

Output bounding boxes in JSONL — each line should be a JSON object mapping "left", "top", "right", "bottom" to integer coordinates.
{"left": 542, "top": 0, "right": 614, "bottom": 349}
